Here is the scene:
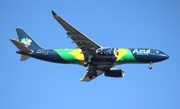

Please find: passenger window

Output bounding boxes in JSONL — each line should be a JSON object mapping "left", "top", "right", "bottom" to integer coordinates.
{"left": 37, "top": 49, "right": 41, "bottom": 53}
{"left": 155, "top": 51, "right": 159, "bottom": 54}
{"left": 151, "top": 50, "right": 155, "bottom": 54}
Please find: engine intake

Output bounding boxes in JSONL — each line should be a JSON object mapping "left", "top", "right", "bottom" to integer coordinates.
{"left": 104, "top": 69, "right": 124, "bottom": 78}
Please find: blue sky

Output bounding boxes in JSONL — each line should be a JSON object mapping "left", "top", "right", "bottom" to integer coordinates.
{"left": 1, "top": 0, "right": 180, "bottom": 109}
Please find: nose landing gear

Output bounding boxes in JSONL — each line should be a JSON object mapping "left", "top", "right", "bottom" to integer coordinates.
{"left": 149, "top": 61, "right": 152, "bottom": 69}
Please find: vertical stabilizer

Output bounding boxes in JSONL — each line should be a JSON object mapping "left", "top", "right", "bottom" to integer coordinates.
{"left": 15, "top": 28, "right": 43, "bottom": 50}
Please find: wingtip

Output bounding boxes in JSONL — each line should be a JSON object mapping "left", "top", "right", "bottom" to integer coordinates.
{"left": 51, "top": 10, "right": 57, "bottom": 16}
{"left": 80, "top": 78, "right": 88, "bottom": 82}
{"left": 9, "top": 39, "right": 17, "bottom": 43}
{"left": 9, "top": 39, "right": 17, "bottom": 42}
{"left": 15, "top": 27, "right": 23, "bottom": 31}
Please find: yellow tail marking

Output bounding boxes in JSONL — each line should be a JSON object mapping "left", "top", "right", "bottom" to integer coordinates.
{"left": 70, "top": 49, "right": 85, "bottom": 64}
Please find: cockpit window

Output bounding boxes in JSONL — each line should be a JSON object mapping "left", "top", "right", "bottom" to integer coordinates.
{"left": 155, "top": 50, "right": 159, "bottom": 54}
{"left": 151, "top": 50, "right": 164, "bottom": 54}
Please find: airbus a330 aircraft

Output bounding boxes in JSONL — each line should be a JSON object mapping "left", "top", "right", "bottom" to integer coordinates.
{"left": 10, "top": 11, "right": 169, "bottom": 82}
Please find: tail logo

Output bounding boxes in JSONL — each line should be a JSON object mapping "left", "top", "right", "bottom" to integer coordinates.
{"left": 21, "top": 38, "right": 32, "bottom": 47}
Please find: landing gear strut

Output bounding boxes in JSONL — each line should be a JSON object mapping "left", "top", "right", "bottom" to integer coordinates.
{"left": 93, "top": 72, "right": 97, "bottom": 76}
{"left": 88, "top": 71, "right": 97, "bottom": 79}
{"left": 88, "top": 72, "right": 97, "bottom": 79}
{"left": 87, "top": 65, "right": 98, "bottom": 79}
{"left": 149, "top": 61, "right": 152, "bottom": 69}
{"left": 88, "top": 74, "right": 93, "bottom": 79}
{"left": 83, "top": 60, "right": 92, "bottom": 67}
{"left": 84, "top": 55, "right": 93, "bottom": 67}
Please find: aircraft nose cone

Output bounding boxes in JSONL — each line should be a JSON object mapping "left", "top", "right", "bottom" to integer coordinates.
{"left": 162, "top": 53, "right": 169, "bottom": 60}
{"left": 164, "top": 54, "right": 169, "bottom": 60}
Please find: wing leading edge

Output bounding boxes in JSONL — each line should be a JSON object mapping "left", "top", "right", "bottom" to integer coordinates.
{"left": 51, "top": 10, "right": 102, "bottom": 59}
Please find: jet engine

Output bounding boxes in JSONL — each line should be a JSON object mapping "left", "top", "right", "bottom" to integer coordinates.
{"left": 104, "top": 69, "right": 124, "bottom": 78}
{"left": 96, "top": 48, "right": 118, "bottom": 57}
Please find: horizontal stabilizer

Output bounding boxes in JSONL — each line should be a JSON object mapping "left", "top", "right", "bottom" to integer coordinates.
{"left": 10, "top": 39, "right": 32, "bottom": 53}
{"left": 20, "top": 55, "right": 30, "bottom": 61}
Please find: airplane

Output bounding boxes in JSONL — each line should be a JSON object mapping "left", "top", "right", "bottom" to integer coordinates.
{"left": 10, "top": 10, "right": 169, "bottom": 82}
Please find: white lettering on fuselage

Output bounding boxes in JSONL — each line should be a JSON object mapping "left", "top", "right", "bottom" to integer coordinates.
{"left": 133, "top": 49, "right": 150, "bottom": 55}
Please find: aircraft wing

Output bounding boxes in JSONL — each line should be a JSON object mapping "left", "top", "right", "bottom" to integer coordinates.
{"left": 51, "top": 10, "right": 102, "bottom": 59}
{"left": 80, "top": 66, "right": 104, "bottom": 82}
{"left": 51, "top": 11, "right": 113, "bottom": 82}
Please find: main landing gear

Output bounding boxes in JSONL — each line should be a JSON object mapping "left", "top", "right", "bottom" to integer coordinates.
{"left": 88, "top": 71, "right": 97, "bottom": 79}
{"left": 83, "top": 59, "right": 92, "bottom": 67}
{"left": 84, "top": 55, "right": 93, "bottom": 67}
{"left": 83, "top": 62, "right": 88, "bottom": 67}
{"left": 149, "top": 61, "right": 152, "bottom": 69}
{"left": 83, "top": 55, "right": 97, "bottom": 79}
{"left": 87, "top": 65, "right": 98, "bottom": 79}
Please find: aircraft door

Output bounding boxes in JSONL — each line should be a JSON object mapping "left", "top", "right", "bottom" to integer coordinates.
{"left": 44, "top": 50, "right": 48, "bottom": 55}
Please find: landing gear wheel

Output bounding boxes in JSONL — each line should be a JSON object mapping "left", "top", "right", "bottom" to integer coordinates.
{"left": 83, "top": 62, "right": 88, "bottom": 67}
{"left": 88, "top": 74, "right": 93, "bottom": 79}
{"left": 149, "top": 61, "right": 153, "bottom": 69}
{"left": 93, "top": 72, "right": 97, "bottom": 76}
{"left": 149, "top": 65, "right": 152, "bottom": 69}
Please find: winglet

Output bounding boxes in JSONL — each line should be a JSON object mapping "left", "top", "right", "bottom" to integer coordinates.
{"left": 51, "top": 10, "right": 57, "bottom": 16}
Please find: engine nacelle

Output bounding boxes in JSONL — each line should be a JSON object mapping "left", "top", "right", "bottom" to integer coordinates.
{"left": 104, "top": 69, "right": 124, "bottom": 78}
{"left": 96, "top": 48, "right": 118, "bottom": 57}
